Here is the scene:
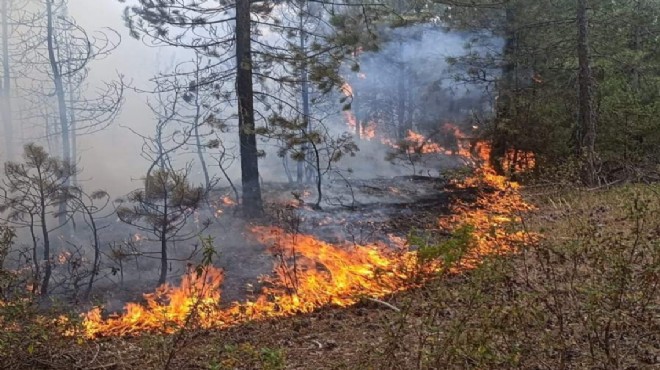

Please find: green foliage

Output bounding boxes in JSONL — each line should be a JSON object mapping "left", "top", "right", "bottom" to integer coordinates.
{"left": 449, "top": 0, "right": 660, "bottom": 181}
{"left": 209, "top": 343, "right": 286, "bottom": 370}
{"left": 413, "top": 224, "right": 475, "bottom": 268}
{"left": 117, "top": 169, "right": 204, "bottom": 233}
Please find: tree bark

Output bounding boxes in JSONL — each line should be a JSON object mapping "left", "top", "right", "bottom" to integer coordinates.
{"left": 1, "top": 0, "right": 13, "bottom": 161}
{"left": 84, "top": 208, "right": 100, "bottom": 298}
{"left": 235, "top": 0, "right": 263, "bottom": 217}
{"left": 577, "top": 0, "right": 597, "bottom": 185}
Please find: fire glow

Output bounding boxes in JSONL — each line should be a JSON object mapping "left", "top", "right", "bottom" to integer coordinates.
{"left": 78, "top": 130, "right": 536, "bottom": 338}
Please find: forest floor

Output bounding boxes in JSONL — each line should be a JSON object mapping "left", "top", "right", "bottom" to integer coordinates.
{"left": 2, "top": 183, "right": 659, "bottom": 369}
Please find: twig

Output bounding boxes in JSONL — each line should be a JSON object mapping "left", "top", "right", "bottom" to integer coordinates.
{"left": 586, "top": 179, "right": 622, "bottom": 191}
{"left": 86, "top": 363, "right": 117, "bottom": 370}
{"left": 366, "top": 297, "right": 401, "bottom": 312}
{"left": 88, "top": 342, "right": 101, "bottom": 365}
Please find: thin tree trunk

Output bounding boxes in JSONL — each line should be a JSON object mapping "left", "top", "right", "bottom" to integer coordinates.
{"left": 38, "top": 176, "right": 51, "bottom": 297}
{"left": 309, "top": 139, "right": 322, "bottom": 210}
{"left": 297, "top": 10, "right": 311, "bottom": 184}
{"left": 159, "top": 227, "right": 167, "bottom": 285}
{"left": 193, "top": 60, "right": 210, "bottom": 190}
{"left": 396, "top": 41, "right": 408, "bottom": 140}
{"left": 577, "top": 0, "right": 597, "bottom": 185}
{"left": 46, "top": 0, "right": 70, "bottom": 225}
{"left": 159, "top": 193, "right": 168, "bottom": 285}
{"left": 493, "top": 5, "right": 517, "bottom": 174}
{"left": 29, "top": 217, "right": 40, "bottom": 295}
{"left": 236, "top": 0, "right": 263, "bottom": 217}
{"left": 46, "top": 1, "right": 70, "bottom": 165}
{"left": 1, "top": 0, "right": 13, "bottom": 160}
{"left": 68, "top": 83, "right": 77, "bottom": 185}
{"left": 84, "top": 209, "right": 100, "bottom": 298}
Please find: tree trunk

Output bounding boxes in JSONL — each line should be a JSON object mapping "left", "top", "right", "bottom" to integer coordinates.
{"left": 68, "top": 80, "right": 77, "bottom": 185}
{"left": 193, "top": 59, "right": 211, "bottom": 190}
{"left": 39, "top": 183, "right": 51, "bottom": 297}
{"left": 492, "top": 5, "right": 517, "bottom": 174}
{"left": 159, "top": 191, "right": 168, "bottom": 286}
{"left": 84, "top": 210, "right": 100, "bottom": 298}
{"left": 396, "top": 41, "right": 409, "bottom": 140}
{"left": 577, "top": 0, "right": 597, "bottom": 186}
{"left": 29, "top": 219, "right": 40, "bottom": 294}
{"left": 159, "top": 227, "right": 167, "bottom": 285}
{"left": 1, "top": 0, "right": 13, "bottom": 161}
{"left": 235, "top": 0, "right": 263, "bottom": 217}
{"left": 297, "top": 11, "right": 311, "bottom": 184}
{"left": 46, "top": 0, "right": 70, "bottom": 225}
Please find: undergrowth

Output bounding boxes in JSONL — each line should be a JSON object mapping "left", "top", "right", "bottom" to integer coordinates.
{"left": 1, "top": 185, "right": 658, "bottom": 369}
{"left": 368, "top": 184, "right": 660, "bottom": 369}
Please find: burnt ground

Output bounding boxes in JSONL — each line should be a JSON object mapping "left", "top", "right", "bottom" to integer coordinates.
{"left": 7, "top": 153, "right": 471, "bottom": 314}
{"left": 215, "top": 173, "right": 464, "bottom": 303}
{"left": 51, "top": 172, "right": 464, "bottom": 311}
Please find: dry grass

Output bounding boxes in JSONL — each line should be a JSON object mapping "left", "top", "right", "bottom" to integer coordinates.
{"left": 363, "top": 184, "right": 660, "bottom": 369}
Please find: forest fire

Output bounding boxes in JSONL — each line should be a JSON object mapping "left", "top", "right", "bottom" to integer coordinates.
{"left": 83, "top": 266, "right": 224, "bottom": 336}
{"left": 404, "top": 130, "right": 445, "bottom": 154}
{"left": 503, "top": 148, "right": 537, "bottom": 173}
{"left": 81, "top": 229, "right": 420, "bottom": 337}
{"left": 77, "top": 130, "right": 535, "bottom": 338}
{"left": 441, "top": 142, "right": 536, "bottom": 268}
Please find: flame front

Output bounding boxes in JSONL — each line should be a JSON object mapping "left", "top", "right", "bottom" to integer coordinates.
{"left": 254, "top": 228, "right": 417, "bottom": 311}
{"left": 80, "top": 128, "right": 536, "bottom": 338}
{"left": 83, "top": 266, "right": 224, "bottom": 336}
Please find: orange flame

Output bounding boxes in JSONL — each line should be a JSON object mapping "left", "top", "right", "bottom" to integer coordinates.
{"left": 221, "top": 196, "right": 236, "bottom": 206}
{"left": 83, "top": 266, "right": 224, "bottom": 336}
{"left": 78, "top": 129, "right": 536, "bottom": 338}
{"left": 405, "top": 130, "right": 445, "bottom": 154}
{"left": 503, "top": 148, "right": 536, "bottom": 173}
{"left": 81, "top": 233, "right": 422, "bottom": 337}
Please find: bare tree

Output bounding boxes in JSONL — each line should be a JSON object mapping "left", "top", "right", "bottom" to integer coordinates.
{"left": 10, "top": 0, "right": 123, "bottom": 174}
